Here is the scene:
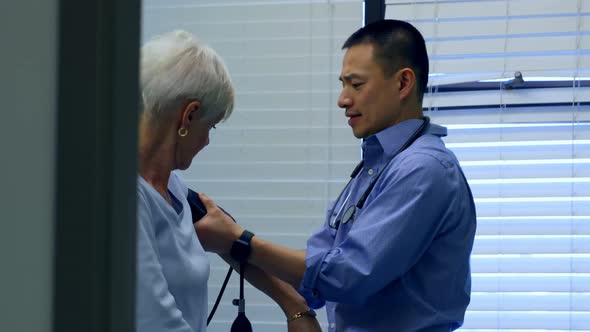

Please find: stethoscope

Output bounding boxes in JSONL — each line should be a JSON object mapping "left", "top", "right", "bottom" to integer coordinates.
{"left": 329, "top": 117, "right": 431, "bottom": 230}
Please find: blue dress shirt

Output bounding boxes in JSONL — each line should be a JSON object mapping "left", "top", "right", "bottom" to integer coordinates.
{"left": 300, "top": 119, "right": 477, "bottom": 332}
{"left": 136, "top": 172, "right": 210, "bottom": 332}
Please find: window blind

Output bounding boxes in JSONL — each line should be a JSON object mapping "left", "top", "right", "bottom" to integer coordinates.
{"left": 142, "top": 1, "right": 363, "bottom": 331}
{"left": 388, "top": 0, "right": 590, "bottom": 331}
{"left": 421, "top": 102, "right": 590, "bottom": 332}
{"left": 387, "top": 0, "right": 589, "bottom": 85}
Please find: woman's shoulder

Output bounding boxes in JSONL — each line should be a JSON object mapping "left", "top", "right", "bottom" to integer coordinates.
{"left": 169, "top": 171, "right": 189, "bottom": 197}
{"left": 137, "top": 176, "right": 151, "bottom": 201}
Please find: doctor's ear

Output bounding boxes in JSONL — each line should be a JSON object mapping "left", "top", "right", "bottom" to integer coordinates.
{"left": 395, "top": 68, "right": 416, "bottom": 101}
{"left": 180, "top": 100, "right": 201, "bottom": 128}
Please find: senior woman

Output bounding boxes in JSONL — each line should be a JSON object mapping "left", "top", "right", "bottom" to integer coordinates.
{"left": 136, "top": 30, "right": 321, "bottom": 332}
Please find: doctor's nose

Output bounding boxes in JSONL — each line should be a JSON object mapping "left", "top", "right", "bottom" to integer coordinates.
{"left": 338, "top": 92, "right": 351, "bottom": 109}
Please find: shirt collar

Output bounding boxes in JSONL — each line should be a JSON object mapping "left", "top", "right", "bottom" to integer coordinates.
{"left": 362, "top": 118, "right": 448, "bottom": 159}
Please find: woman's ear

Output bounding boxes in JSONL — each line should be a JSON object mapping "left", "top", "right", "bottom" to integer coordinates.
{"left": 180, "top": 100, "right": 201, "bottom": 129}
{"left": 396, "top": 68, "right": 416, "bottom": 101}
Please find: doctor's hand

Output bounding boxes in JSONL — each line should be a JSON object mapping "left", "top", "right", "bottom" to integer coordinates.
{"left": 193, "top": 193, "right": 243, "bottom": 254}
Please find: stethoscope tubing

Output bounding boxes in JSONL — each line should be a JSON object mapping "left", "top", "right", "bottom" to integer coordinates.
{"left": 329, "top": 117, "right": 430, "bottom": 229}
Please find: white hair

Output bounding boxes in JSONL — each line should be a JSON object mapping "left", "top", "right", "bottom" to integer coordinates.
{"left": 140, "top": 30, "right": 234, "bottom": 122}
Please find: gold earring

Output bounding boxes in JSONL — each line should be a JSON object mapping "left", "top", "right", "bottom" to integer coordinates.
{"left": 178, "top": 127, "right": 188, "bottom": 137}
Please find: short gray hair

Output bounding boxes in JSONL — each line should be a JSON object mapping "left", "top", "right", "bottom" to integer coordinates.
{"left": 140, "top": 30, "right": 234, "bottom": 122}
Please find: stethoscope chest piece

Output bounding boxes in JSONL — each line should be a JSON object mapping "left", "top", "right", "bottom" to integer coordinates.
{"left": 342, "top": 205, "right": 356, "bottom": 224}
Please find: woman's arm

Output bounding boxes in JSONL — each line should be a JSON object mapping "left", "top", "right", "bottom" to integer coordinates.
{"left": 219, "top": 254, "right": 322, "bottom": 332}
{"left": 195, "top": 194, "right": 308, "bottom": 288}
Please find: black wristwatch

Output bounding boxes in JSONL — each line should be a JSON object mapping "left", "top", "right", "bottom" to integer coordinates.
{"left": 230, "top": 230, "right": 255, "bottom": 264}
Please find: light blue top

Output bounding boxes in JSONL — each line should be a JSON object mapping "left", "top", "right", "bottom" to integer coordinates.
{"left": 300, "top": 119, "right": 477, "bottom": 332}
{"left": 136, "top": 172, "right": 210, "bottom": 332}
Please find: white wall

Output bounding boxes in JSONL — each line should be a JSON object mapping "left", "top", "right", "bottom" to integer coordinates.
{"left": 0, "top": 1, "right": 57, "bottom": 331}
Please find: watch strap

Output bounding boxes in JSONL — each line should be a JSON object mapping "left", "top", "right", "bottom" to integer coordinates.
{"left": 230, "top": 229, "right": 255, "bottom": 263}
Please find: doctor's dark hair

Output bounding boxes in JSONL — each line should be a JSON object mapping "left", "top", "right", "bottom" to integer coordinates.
{"left": 342, "top": 19, "right": 429, "bottom": 103}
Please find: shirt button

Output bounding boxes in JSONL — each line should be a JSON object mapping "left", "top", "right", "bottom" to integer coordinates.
{"left": 330, "top": 323, "right": 336, "bottom": 329}
{"left": 368, "top": 168, "right": 374, "bottom": 175}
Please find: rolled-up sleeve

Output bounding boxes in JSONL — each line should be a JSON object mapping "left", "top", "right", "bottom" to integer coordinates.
{"left": 301, "top": 153, "right": 459, "bottom": 305}
{"left": 297, "top": 200, "right": 339, "bottom": 309}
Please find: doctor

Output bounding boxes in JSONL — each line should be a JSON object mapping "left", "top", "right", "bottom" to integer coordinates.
{"left": 195, "top": 19, "right": 477, "bottom": 332}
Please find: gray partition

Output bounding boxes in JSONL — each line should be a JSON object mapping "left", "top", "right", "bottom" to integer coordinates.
{"left": 52, "top": 0, "right": 140, "bottom": 331}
